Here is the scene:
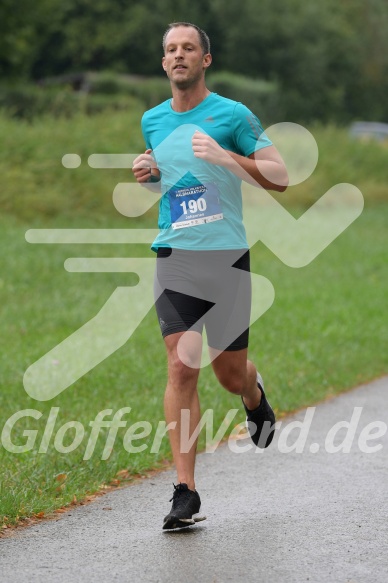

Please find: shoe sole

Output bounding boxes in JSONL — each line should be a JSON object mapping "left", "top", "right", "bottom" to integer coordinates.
{"left": 162, "top": 514, "right": 207, "bottom": 530}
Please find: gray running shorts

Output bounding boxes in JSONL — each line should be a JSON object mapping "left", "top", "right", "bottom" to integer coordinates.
{"left": 154, "top": 248, "right": 251, "bottom": 351}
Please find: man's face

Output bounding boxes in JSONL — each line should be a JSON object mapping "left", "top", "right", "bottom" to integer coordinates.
{"left": 162, "top": 26, "right": 211, "bottom": 89}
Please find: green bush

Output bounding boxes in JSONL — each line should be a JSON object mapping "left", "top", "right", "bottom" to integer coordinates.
{"left": 0, "top": 82, "right": 142, "bottom": 121}
{"left": 108, "top": 77, "right": 171, "bottom": 109}
{"left": 87, "top": 72, "right": 171, "bottom": 108}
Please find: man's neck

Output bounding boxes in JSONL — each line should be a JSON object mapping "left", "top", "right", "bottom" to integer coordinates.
{"left": 170, "top": 85, "right": 211, "bottom": 113}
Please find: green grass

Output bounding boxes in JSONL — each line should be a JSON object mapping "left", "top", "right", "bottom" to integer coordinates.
{"left": 0, "top": 109, "right": 387, "bottom": 528}
{"left": 1, "top": 111, "right": 388, "bottom": 222}
{"left": 0, "top": 107, "right": 147, "bottom": 222}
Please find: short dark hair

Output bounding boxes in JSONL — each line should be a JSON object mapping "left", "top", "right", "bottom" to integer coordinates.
{"left": 162, "top": 22, "right": 211, "bottom": 55}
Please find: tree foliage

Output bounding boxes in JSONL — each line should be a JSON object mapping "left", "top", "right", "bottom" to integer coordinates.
{"left": 1, "top": 0, "right": 387, "bottom": 122}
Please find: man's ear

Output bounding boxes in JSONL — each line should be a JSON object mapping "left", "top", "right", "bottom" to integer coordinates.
{"left": 162, "top": 57, "right": 167, "bottom": 71}
{"left": 203, "top": 54, "right": 212, "bottom": 70}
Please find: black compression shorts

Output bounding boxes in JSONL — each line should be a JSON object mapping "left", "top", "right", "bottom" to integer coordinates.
{"left": 154, "top": 248, "right": 251, "bottom": 351}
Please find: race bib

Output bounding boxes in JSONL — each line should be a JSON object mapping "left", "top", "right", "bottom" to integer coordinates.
{"left": 168, "top": 183, "right": 223, "bottom": 230}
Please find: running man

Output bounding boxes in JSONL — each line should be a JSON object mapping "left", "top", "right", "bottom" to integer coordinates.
{"left": 133, "top": 22, "right": 288, "bottom": 530}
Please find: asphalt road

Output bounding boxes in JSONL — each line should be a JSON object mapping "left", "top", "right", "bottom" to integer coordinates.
{"left": 1, "top": 377, "right": 387, "bottom": 583}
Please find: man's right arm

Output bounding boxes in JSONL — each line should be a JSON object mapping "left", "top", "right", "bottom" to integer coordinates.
{"left": 132, "top": 149, "right": 161, "bottom": 192}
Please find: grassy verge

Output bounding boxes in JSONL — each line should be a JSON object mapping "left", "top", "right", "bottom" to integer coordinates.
{"left": 1, "top": 111, "right": 388, "bottom": 222}
{"left": 0, "top": 109, "right": 387, "bottom": 528}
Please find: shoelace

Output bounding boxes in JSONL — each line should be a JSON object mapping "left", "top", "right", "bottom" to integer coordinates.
{"left": 169, "top": 483, "right": 190, "bottom": 502}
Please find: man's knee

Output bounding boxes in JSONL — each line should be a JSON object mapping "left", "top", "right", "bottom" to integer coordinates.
{"left": 216, "top": 371, "right": 246, "bottom": 395}
{"left": 167, "top": 349, "right": 201, "bottom": 386}
{"left": 165, "top": 331, "right": 202, "bottom": 377}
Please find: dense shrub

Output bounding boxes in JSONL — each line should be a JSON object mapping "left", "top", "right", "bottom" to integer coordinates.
{"left": 87, "top": 72, "right": 172, "bottom": 108}
{"left": 0, "top": 82, "right": 141, "bottom": 120}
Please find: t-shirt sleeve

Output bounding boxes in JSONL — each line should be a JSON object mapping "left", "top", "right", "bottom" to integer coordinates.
{"left": 232, "top": 103, "right": 272, "bottom": 156}
{"left": 140, "top": 113, "right": 152, "bottom": 150}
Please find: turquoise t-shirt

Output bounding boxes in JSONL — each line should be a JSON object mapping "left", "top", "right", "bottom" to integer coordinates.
{"left": 141, "top": 92, "right": 272, "bottom": 251}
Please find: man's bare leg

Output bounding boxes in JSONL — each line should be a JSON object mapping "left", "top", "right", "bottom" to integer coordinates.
{"left": 210, "top": 347, "right": 262, "bottom": 409}
{"left": 164, "top": 331, "right": 202, "bottom": 491}
{"left": 211, "top": 347, "right": 276, "bottom": 448}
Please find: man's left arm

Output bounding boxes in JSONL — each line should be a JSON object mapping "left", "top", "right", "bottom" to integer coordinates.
{"left": 228, "top": 146, "right": 288, "bottom": 192}
{"left": 192, "top": 131, "right": 288, "bottom": 192}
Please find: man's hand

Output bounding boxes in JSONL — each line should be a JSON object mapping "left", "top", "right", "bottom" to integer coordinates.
{"left": 192, "top": 131, "right": 230, "bottom": 166}
{"left": 132, "top": 149, "right": 161, "bottom": 184}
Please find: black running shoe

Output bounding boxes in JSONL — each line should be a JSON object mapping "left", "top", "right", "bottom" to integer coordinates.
{"left": 242, "top": 372, "right": 276, "bottom": 448}
{"left": 163, "top": 483, "right": 206, "bottom": 530}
